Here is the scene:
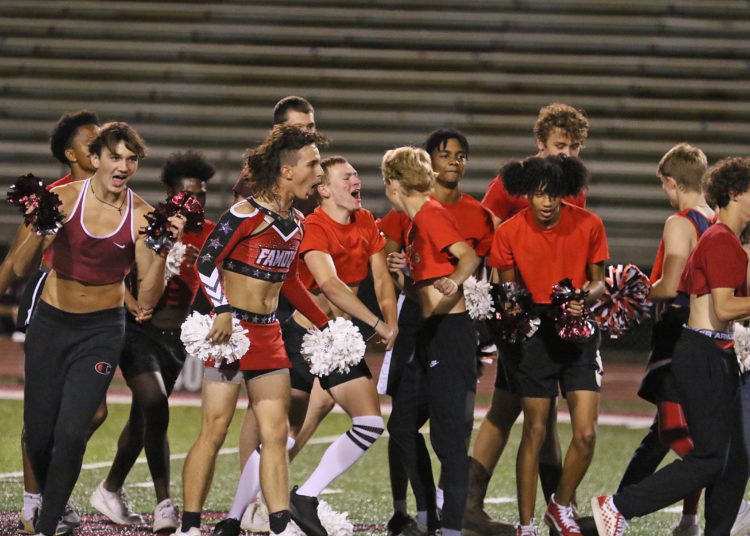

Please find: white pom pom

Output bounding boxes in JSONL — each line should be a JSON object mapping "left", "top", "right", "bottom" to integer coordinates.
{"left": 734, "top": 321, "right": 750, "bottom": 373}
{"left": 301, "top": 317, "right": 366, "bottom": 376}
{"left": 180, "top": 311, "right": 250, "bottom": 365}
{"left": 317, "top": 500, "right": 354, "bottom": 536}
{"left": 164, "top": 240, "right": 186, "bottom": 281}
{"left": 463, "top": 275, "right": 495, "bottom": 320}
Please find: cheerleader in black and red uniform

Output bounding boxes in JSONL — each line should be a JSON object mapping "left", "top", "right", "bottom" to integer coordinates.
{"left": 382, "top": 146, "right": 480, "bottom": 536}
{"left": 176, "top": 126, "right": 330, "bottom": 536}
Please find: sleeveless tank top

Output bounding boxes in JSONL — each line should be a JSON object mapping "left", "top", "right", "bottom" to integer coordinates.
{"left": 650, "top": 207, "right": 715, "bottom": 307}
{"left": 48, "top": 178, "right": 136, "bottom": 284}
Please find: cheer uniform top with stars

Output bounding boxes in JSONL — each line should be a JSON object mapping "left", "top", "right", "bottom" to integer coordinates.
{"left": 195, "top": 197, "right": 329, "bottom": 370}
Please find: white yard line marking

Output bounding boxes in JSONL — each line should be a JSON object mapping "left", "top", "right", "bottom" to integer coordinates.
{"left": 0, "top": 435, "right": 340, "bottom": 480}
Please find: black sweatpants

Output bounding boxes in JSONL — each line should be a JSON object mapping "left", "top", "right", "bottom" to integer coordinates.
{"left": 24, "top": 301, "right": 125, "bottom": 536}
{"left": 389, "top": 312, "right": 477, "bottom": 531}
{"left": 617, "top": 416, "right": 670, "bottom": 492}
{"left": 614, "top": 328, "right": 747, "bottom": 536}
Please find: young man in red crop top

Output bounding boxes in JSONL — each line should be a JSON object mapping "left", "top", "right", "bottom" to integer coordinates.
{"left": 594, "top": 157, "right": 750, "bottom": 536}
{"left": 10, "top": 122, "right": 185, "bottom": 536}
{"left": 488, "top": 155, "right": 607, "bottom": 536}
{"left": 176, "top": 125, "right": 330, "bottom": 536}
{"left": 0, "top": 110, "right": 103, "bottom": 536}
{"left": 617, "top": 144, "right": 714, "bottom": 536}
{"left": 474, "top": 103, "right": 592, "bottom": 534}
{"left": 89, "top": 151, "right": 217, "bottom": 532}
{"left": 382, "top": 146, "right": 480, "bottom": 536}
{"left": 378, "top": 129, "right": 499, "bottom": 535}
{"left": 212, "top": 155, "right": 398, "bottom": 536}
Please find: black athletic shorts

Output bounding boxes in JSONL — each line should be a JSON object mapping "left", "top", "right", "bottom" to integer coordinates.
{"left": 119, "top": 315, "right": 187, "bottom": 394}
{"left": 493, "top": 351, "right": 513, "bottom": 392}
{"left": 499, "top": 310, "right": 602, "bottom": 398}
{"left": 284, "top": 316, "right": 371, "bottom": 393}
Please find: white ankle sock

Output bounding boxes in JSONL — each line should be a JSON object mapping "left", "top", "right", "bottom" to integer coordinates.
{"left": 296, "top": 416, "right": 384, "bottom": 497}
{"left": 227, "top": 436, "right": 295, "bottom": 520}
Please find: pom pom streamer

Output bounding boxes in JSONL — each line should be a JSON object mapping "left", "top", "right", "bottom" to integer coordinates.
{"left": 591, "top": 263, "right": 653, "bottom": 339}
{"left": 491, "top": 282, "right": 540, "bottom": 343}
{"left": 301, "top": 317, "right": 366, "bottom": 376}
{"left": 464, "top": 276, "right": 495, "bottom": 320}
{"left": 142, "top": 191, "right": 205, "bottom": 253}
{"left": 180, "top": 311, "right": 249, "bottom": 365}
{"left": 6, "top": 174, "right": 65, "bottom": 235}
{"left": 164, "top": 241, "right": 186, "bottom": 281}
{"left": 734, "top": 321, "right": 750, "bottom": 374}
{"left": 550, "top": 278, "right": 596, "bottom": 342}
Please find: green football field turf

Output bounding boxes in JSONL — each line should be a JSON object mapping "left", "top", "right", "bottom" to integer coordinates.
{"left": 0, "top": 398, "right": 727, "bottom": 535}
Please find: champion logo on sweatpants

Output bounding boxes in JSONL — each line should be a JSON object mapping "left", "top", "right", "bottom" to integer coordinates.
{"left": 95, "top": 362, "right": 112, "bottom": 376}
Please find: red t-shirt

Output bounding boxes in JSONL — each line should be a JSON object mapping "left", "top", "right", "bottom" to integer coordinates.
{"left": 406, "top": 199, "right": 466, "bottom": 283}
{"left": 299, "top": 207, "right": 386, "bottom": 289}
{"left": 678, "top": 223, "right": 748, "bottom": 297}
{"left": 482, "top": 174, "right": 586, "bottom": 222}
{"left": 378, "top": 209, "right": 410, "bottom": 247}
{"left": 378, "top": 193, "right": 494, "bottom": 256}
{"left": 488, "top": 204, "right": 609, "bottom": 303}
{"left": 48, "top": 173, "right": 74, "bottom": 190}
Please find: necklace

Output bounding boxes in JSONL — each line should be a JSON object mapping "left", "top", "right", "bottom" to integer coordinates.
{"left": 90, "top": 182, "right": 126, "bottom": 214}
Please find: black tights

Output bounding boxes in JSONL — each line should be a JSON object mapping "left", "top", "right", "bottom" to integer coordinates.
{"left": 104, "top": 371, "right": 172, "bottom": 502}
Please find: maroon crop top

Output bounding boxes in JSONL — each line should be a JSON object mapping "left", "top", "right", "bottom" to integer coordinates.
{"left": 48, "top": 178, "right": 136, "bottom": 284}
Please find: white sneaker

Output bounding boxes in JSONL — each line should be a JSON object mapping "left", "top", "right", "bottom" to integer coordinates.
{"left": 89, "top": 480, "right": 144, "bottom": 525}
{"left": 153, "top": 498, "right": 179, "bottom": 532}
{"left": 171, "top": 528, "right": 201, "bottom": 536}
{"left": 241, "top": 499, "right": 270, "bottom": 532}
{"left": 732, "top": 499, "right": 750, "bottom": 536}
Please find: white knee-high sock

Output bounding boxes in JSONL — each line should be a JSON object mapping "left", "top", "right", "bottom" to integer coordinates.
{"left": 227, "top": 436, "right": 295, "bottom": 520}
{"left": 296, "top": 415, "right": 384, "bottom": 498}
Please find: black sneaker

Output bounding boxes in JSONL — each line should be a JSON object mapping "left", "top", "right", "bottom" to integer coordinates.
{"left": 213, "top": 518, "right": 241, "bottom": 536}
{"left": 289, "top": 486, "right": 327, "bottom": 536}
{"left": 387, "top": 512, "right": 415, "bottom": 536}
{"left": 400, "top": 519, "right": 427, "bottom": 536}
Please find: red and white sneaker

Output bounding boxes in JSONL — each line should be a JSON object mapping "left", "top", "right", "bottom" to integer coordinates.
{"left": 516, "top": 521, "right": 538, "bottom": 535}
{"left": 591, "top": 496, "right": 628, "bottom": 536}
{"left": 544, "top": 495, "right": 582, "bottom": 535}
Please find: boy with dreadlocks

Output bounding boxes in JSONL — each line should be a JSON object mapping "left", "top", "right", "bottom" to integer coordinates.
{"left": 488, "top": 155, "right": 607, "bottom": 536}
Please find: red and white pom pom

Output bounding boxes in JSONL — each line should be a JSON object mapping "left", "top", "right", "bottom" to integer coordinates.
{"left": 734, "top": 321, "right": 750, "bottom": 374}
{"left": 164, "top": 240, "right": 186, "bottom": 281}
{"left": 550, "top": 278, "right": 595, "bottom": 342}
{"left": 464, "top": 276, "right": 495, "bottom": 320}
{"left": 591, "top": 264, "right": 653, "bottom": 339}
{"left": 180, "top": 311, "right": 249, "bottom": 365}
{"left": 301, "top": 317, "right": 366, "bottom": 376}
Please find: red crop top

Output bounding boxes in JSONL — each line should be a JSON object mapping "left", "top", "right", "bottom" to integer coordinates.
{"left": 47, "top": 178, "right": 135, "bottom": 285}
{"left": 406, "top": 199, "right": 465, "bottom": 283}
